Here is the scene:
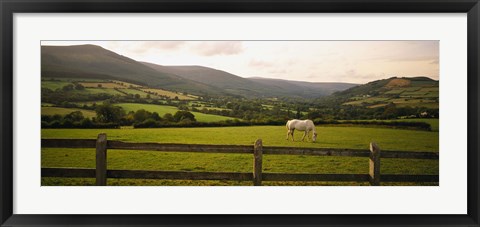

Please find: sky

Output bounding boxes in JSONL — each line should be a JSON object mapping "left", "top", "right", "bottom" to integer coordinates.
{"left": 41, "top": 41, "right": 439, "bottom": 84}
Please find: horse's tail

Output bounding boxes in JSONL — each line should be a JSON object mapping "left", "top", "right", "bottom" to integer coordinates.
{"left": 286, "top": 120, "right": 290, "bottom": 130}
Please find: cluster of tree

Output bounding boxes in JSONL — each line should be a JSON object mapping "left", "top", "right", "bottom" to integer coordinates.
{"left": 305, "top": 103, "right": 439, "bottom": 121}
{"left": 41, "top": 103, "right": 200, "bottom": 129}
{"left": 312, "top": 119, "right": 432, "bottom": 131}
{"left": 41, "top": 111, "right": 119, "bottom": 129}
{"left": 60, "top": 83, "right": 86, "bottom": 91}
{"left": 43, "top": 85, "right": 305, "bottom": 122}
{"left": 118, "top": 94, "right": 439, "bottom": 123}
{"left": 172, "top": 98, "right": 303, "bottom": 121}
{"left": 133, "top": 118, "right": 282, "bottom": 128}
{"left": 129, "top": 110, "right": 197, "bottom": 127}
{"left": 42, "top": 78, "right": 439, "bottom": 129}
{"left": 42, "top": 87, "right": 113, "bottom": 104}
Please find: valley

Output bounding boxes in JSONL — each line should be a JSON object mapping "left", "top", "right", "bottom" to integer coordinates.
{"left": 40, "top": 43, "right": 440, "bottom": 186}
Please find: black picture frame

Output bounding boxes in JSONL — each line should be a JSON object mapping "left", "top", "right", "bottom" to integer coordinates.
{"left": 1, "top": 0, "right": 479, "bottom": 226}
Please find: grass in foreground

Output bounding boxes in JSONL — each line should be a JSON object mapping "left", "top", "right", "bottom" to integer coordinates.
{"left": 42, "top": 178, "right": 437, "bottom": 186}
{"left": 42, "top": 126, "right": 439, "bottom": 151}
{"left": 41, "top": 148, "right": 438, "bottom": 186}
{"left": 41, "top": 126, "right": 438, "bottom": 186}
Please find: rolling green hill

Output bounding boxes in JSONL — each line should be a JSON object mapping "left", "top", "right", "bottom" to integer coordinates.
{"left": 41, "top": 45, "right": 223, "bottom": 96}
{"left": 142, "top": 63, "right": 278, "bottom": 98}
{"left": 247, "top": 77, "right": 357, "bottom": 98}
{"left": 142, "top": 62, "right": 356, "bottom": 98}
{"left": 331, "top": 77, "right": 439, "bottom": 109}
{"left": 42, "top": 45, "right": 356, "bottom": 99}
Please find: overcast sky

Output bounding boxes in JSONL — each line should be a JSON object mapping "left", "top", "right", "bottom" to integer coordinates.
{"left": 41, "top": 41, "right": 439, "bottom": 84}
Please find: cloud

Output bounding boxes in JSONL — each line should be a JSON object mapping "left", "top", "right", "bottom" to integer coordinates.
{"left": 330, "top": 69, "right": 383, "bottom": 83}
{"left": 384, "top": 56, "right": 439, "bottom": 62}
{"left": 269, "top": 69, "right": 287, "bottom": 74}
{"left": 249, "top": 59, "right": 274, "bottom": 68}
{"left": 191, "top": 41, "right": 243, "bottom": 56}
{"left": 97, "top": 40, "right": 438, "bottom": 83}
{"left": 369, "top": 41, "right": 439, "bottom": 63}
{"left": 105, "top": 41, "right": 186, "bottom": 56}
{"left": 151, "top": 41, "right": 186, "bottom": 50}
{"left": 129, "top": 41, "right": 186, "bottom": 54}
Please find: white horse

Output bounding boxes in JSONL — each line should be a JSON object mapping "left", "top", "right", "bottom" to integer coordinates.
{"left": 286, "top": 119, "right": 317, "bottom": 142}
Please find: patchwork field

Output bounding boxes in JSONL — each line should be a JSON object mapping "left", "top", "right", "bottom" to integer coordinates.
{"left": 112, "top": 80, "right": 142, "bottom": 88}
{"left": 41, "top": 107, "right": 97, "bottom": 118}
{"left": 114, "top": 103, "right": 236, "bottom": 122}
{"left": 41, "top": 126, "right": 439, "bottom": 186}
{"left": 78, "top": 82, "right": 125, "bottom": 88}
{"left": 117, "top": 88, "right": 151, "bottom": 98}
{"left": 343, "top": 81, "right": 438, "bottom": 109}
{"left": 188, "top": 101, "right": 231, "bottom": 111}
{"left": 72, "top": 88, "right": 126, "bottom": 96}
{"left": 141, "top": 88, "right": 195, "bottom": 100}
{"left": 41, "top": 102, "right": 236, "bottom": 123}
{"left": 42, "top": 79, "right": 197, "bottom": 101}
{"left": 41, "top": 81, "right": 73, "bottom": 90}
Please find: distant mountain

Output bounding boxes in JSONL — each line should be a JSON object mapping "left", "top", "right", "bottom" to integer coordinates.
{"left": 141, "top": 63, "right": 270, "bottom": 97}
{"left": 328, "top": 77, "right": 439, "bottom": 109}
{"left": 142, "top": 62, "right": 356, "bottom": 98}
{"left": 42, "top": 44, "right": 358, "bottom": 99}
{"left": 247, "top": 77, "right": 357, "bottom": 98}
{"left": 41, "top": 45, "right": 223, "bottom": 95}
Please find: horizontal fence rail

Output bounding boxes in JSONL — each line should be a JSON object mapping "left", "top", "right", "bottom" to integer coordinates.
{"left": 41, "top": 134, "right": 439, "bottom": 186}
{"left": 42, "top": 139, "right": 439, "bottom": 159}
{"left": 41, "top": 168, "right": 440, "bottom": 183}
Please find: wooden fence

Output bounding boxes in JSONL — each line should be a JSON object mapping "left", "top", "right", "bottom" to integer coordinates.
{"left": 42, "top": 133, "right": 439, "bottom": 186}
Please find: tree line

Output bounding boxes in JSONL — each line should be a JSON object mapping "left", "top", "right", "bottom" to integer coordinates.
{"left": 42, "top": 103, "right": 199, "bottom": 129}
{"left": 41, "top": 81, "right": 439, "bottom": 130}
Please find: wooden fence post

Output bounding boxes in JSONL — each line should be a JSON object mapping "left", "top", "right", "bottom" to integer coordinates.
{"left": 96, "top": 133, "right": 107, "bottom": 186}
{"left": 253, "top": 139, "right": 263, "bottom": 186}
{"left": 369, "top": 142, "right": 381, "bottom": 186}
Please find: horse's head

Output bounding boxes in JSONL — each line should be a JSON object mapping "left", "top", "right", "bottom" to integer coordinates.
{"left": 312, "top": 132, "right": 318, "bottom": 142}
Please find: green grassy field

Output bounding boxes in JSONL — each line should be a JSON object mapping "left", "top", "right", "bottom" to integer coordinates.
{"left": 41, "top": 103, "right": 237, "bottom": 123}
{"left": 41, "top": 126, "right": 438, "bottom": 186}
{"left": 72, "top": 101, "right": 104, "bottom": 106}
{"left": 42, "top": 126, "right": 438, "bottom": 151}
{"left": 47, "top": 78, "right": 107, "bottom": 82}
{"left": 41, "top": 107, "right": 97, "bottom": 118}
{"left": 41, "top": 102, "right": 55, "bottom": 107}
{"left": 72, "top": 88, "right": 125, "bottom": 96}
{"left": 112, "top": 80, "right": 142, "bottom": 88}
{"left": 118, "top": 88, "right": 151, "bottom": 98}
{"left": 114, "top": 103, "right": 236, "bottom": 122}
{"left": 344, "top": 118, "right": 439, "bottom": 131}
{"left": 344, "top": 97, "right": 390, "bottom": 105}
{"left": 188, "top": 101, "right": 230, "bottom": 111}
{"left": 41, "top": 81, "right": 72, "bottom": 90}
{"left": 346, "top": 96, "right": 438, "bottom": 109}
{"left": 141, "top": 88, "right": 195, "bottom": 100}
{"left": 344, "top": 83, "right": 438, "bottom": 109}
{"left": 395, "top": 118, "right": 439, "bottom": 131}
{"left": 79, "top": 82, "right": 125, "bottom": 88}
{"left": 42, "top": 148, "right": 438, "bottom": 186}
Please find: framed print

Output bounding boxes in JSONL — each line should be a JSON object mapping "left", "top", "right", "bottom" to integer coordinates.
{"left": 1, "top": 0, "right": 479, "bottom": 226}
